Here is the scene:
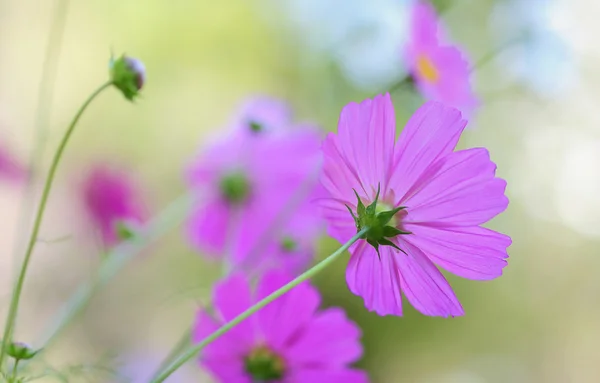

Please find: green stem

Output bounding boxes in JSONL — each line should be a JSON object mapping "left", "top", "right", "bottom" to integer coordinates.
{"left": 11, "top": 0, "right": 70, "bottom": 278}
{"left": 17, "top": 194, "right": 195, "bottom": 371}
{"left": 0, "top": 81, "right": 112, "bottom": 368}
{"left": 150, "top": 227, "right": 368, "bottom": 383}
{"left": 10, "top": 359, "right": 19, "bottom": 382}
{"left": 148, "top": 327, "right": 192, "bottom": 381}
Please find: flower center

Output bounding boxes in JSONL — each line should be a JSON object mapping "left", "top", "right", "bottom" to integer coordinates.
{"left": 244, "top": 345, "right": 286, "bottom": 382}
{"left": 248, "top": 120, "right": 263, "bottom": 133}
{"left": 416, "top": 54, "right": 439, "bottom": 83}
{"left": 280, "top": 236, "right": 298, "bottom": 253}
{"left": 219, "top": 172, "right": 251, "bottom": 204}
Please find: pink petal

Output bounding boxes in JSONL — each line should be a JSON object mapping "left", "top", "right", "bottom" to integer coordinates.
{"left": 286, "top": 368, "right": 369, "bottom": 383}
{"left": 403, "top": 148, "right": 509, "bottom": 226}
{"left": 213, "top": 274, "right": 255, "bottom": 348}
{"left": 403, "top": 225, "right": 510, "bottom": 280}
{"left": 429, "top": 46, "right": 479, "bottom": 116}
{"left": 410, "top": 1, "right": 442, "bottom": 47}
{"left": 390, "top": 101, "right": 467, "bottom": 205}
{"left": 317, "top": 197, "right": 356, "bottom": 244}
{"left": 192, "top": 310, "right": 251, "bottom": 359}
{"left": 186, "top": 198, "right": 230, "bottom": 256}
{"left": 396, "top": 240, "right": 464, "bottom": 317}
{"left": 284, "top": 308, "right": 363, "bottom": 368}
{"left": 322, "top": 94, "right": 396, "bottom": 202}
{"left": 346, "top": 242, "right": 403, "bottom": 316}
{"left": 202, "top": 357, "right": 251, "bottom": 383}
{"left": 255, "top": 270, "right": 321, "bottom": 351}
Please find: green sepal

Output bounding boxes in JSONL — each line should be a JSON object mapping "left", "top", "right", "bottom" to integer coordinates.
{"left": 6, "top": 342, "right": 40, "bottom": 361}
{"left": 352, "top": 189, "right": 366, "bottom": 217}
{"left": 376, "top": 206, "right": 405, "bottom": 226}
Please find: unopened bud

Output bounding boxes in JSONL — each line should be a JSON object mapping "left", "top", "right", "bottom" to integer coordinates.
{"left": 110, "top": 54, "right": 145, "bottom": 101}
{"left": 6, "top": 342, "right": 39, "bottom": 361}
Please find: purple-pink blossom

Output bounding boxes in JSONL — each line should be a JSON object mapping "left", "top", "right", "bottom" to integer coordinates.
{"left": 81, "top": 164, "right": 145, "bottom": 246}
{"left": 186, "top": 98, "right": 323, "bottom": 275}
{"left": 320, "top": 93, "right": 510, "bottom": 317}
{"left": 0, "top": 143, "right": 26, "bottom": 182}
{"left": 405, "top": 1, "right": 478, "bottom": 115}
{"left": 193, "top": 271, "right": 368, "bottom": 382}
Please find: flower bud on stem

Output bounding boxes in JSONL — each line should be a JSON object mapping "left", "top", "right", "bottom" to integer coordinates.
{"left": 0, "top": 80, "right": 113, "bottom": 369}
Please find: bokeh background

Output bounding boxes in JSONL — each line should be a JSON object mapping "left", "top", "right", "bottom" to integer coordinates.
{"left": 1, "top": 0, "right": 599, "bottom": 382}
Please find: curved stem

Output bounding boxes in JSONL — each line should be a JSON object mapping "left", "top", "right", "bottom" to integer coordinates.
{"left": 12, "top": 0, "right": 70, "bottom": 277}
{"left": 150, "top": 227, "right": 369, "bottom": 383}
{"left": 0, "top": 81, "right": 112, "bottom": 367}
{"left": 17, "top": 194, "right": 196, "bottom": 372}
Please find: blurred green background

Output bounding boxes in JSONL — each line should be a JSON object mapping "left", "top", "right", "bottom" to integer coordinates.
{"left": 1, "top": 0, "right": 599, "bottom": 382}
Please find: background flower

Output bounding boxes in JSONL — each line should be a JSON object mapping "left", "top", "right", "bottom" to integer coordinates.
{"left": 193, "top": 271, "right": 368, "bottom": 382}
{"left": 405, "top": 1, "right": 478, "bottom": 115}
{"left": 186, "top": 119, "right": 323, "bottom": 275}
{"left": 81, "top": 164, "right": 146, "bottom": 246}
{"left": 0, "top": 141, "right": 26, "bottom": 182}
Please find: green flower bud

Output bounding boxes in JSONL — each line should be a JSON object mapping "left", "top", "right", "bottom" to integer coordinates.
{"left": 6, "top": 342, "right": 39, "bottom": 361}
{"left": 109, "top": 54, "right": 145, "bottom": 101}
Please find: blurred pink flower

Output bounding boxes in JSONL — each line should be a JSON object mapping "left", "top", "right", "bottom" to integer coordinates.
{"left": 405, "top": 1, "right": 478, "bottom": 115}
{"left": 0, "top": 143, "right": 26, "bottom": 182}
{"left": 193, "top": 271, "right": 368, "bottom": 382}
{"left": 82, "top": 164, "right": 145, "bottom": 246}
{"left": 186, "top": 99, "right": 323, "bottom": 274}
{"left": 231, "top": 96, "right": 293, "bottom": 135}
{"left": 320, "top": 94, "right": 510, "bottom": 317}
{"left": 234, "top": 183, "right": 325, "bottom": 276}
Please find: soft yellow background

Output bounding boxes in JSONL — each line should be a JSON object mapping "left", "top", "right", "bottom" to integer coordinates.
{"left": 1, "top": 0, "right": 599, "bottom": 382}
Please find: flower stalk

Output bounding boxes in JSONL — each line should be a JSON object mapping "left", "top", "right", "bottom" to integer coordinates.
{"left": 150, "top": 227, "right": 369, "bottom": 383}
{"left": 0, "top": 81, "right": 112, "bottom": 368}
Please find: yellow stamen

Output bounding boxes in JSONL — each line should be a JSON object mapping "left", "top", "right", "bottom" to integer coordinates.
{"left": 416, "top": 55, "right": 439, "bottom": 83}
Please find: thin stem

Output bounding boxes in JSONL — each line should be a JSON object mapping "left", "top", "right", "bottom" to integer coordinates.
{"left": 11, "top": 0, "right": 70, "bottom": 278}
{"left": 0, "top": 81, "right": 112, "bottom": 368}
{"left": 150, "top": 227, "right": 369, "bottom": 383}
{"left": 240, "top": 163, "right": 321, "bottom": 271}
{"left": 18, "top": 194, "right": 195, "bottom": 371}
{"left": 10, "top": 359, "right": 19, "bottom": 382}
{"left": 148, "top": 327, "right": 192, "bottom": 381}
{"left": 471, "top": 36, "right": 525, "bottom": 74}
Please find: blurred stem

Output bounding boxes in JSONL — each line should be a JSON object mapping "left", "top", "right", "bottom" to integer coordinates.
{"left": 0, "top": 81, "right": 112, "bottom": 368}
{"left": 240, "top": 163, "right": 321, "bottom": 271}
{"left": 12, "top": 0, "right": 70, "bottom": 275}
{"left": 10, "top": 359, "right": 19, "bottom": 382}
{"left": 148, "top": 327, "right": 192, "bottom": 381}
{"left": 17, "top": 194, "right": 196, "bottom": 371}
{"left": 150, "top": 227, "right": 369, "bottom": 383}
{"left": 471, "top": 36, "right": 525, "bottom": 73}
{"left": 384, "top": 75, "right": 414, "bottom": 97}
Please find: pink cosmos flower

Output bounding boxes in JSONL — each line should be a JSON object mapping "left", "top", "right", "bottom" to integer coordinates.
{"left": 193, "top": 271, "right": 368, "bottom": 382}
{"left": 405, "top": 1, "right": 478, "bottom": 115}
{"left": 186, "top": 106, "right": 323, "bottom": 274}
{"left": 231, "top": 97, "right": 293, "bottom": 135}
{"left": 320, "top": 94, "right": 510, "bottom": 317}
{"left": 0, "top": 143, "right": 26, "bottom": 182}
{"left": 81, "top": 164, "right": 145, "bottom": 246}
